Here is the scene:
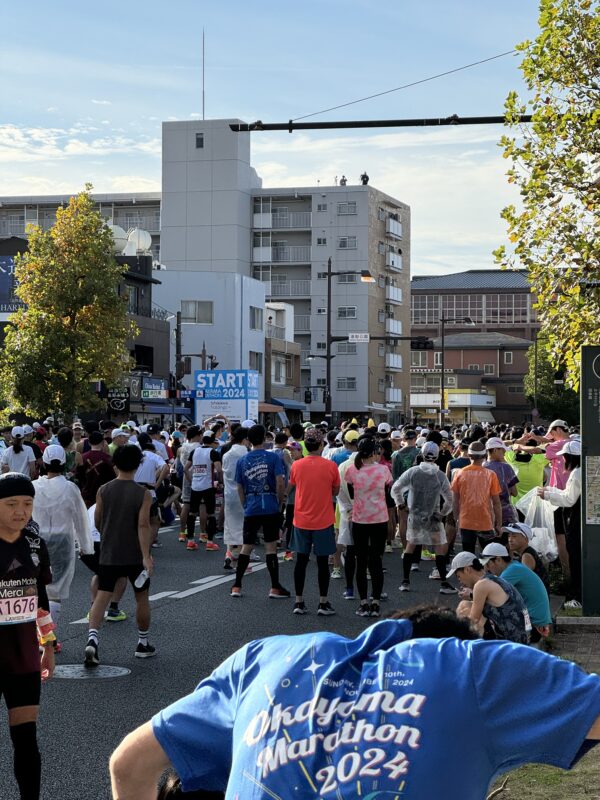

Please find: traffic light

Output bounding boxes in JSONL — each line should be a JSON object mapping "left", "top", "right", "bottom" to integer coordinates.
{"left": 304, "top": 389, "right": 312, "bottom": 404}
{"left": 410, "top": 337, "right": 434, "bottom": 350}
{"left": 168, "top": 389, "right": 177, "bottom": 399}
{"left": 209, "top": 356, "right": 219, "bottom": 369}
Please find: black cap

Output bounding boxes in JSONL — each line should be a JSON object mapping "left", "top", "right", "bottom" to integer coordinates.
{"left": 147, "top": 424, "right": 161, "bottom": 435}
{"left": 0, "top": 473, "right": 35, "bottom": 499}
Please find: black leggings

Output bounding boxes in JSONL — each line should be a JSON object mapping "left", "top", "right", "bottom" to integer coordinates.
{"left": 344, "top": 545, "right": 356, "bottom": 591}
{"left": 353, "top": 522, "right": 387, "bottom": 601}
{"left": 294, "top": 553, "right": 330, "bottom": 598}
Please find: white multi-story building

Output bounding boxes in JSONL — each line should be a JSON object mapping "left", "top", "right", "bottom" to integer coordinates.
{"left": 0, "top": 117, "right": 411, "bottom": 422}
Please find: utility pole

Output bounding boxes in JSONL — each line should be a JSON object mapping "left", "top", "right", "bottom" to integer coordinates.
{"left": 201, "top": 341, "right": 207, "bottom": 370}
{"left": 325, "top": 257, "right": 333, "bottom": 419}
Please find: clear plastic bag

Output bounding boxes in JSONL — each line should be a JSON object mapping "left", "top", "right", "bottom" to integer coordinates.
{"left": 516, "top": 489, "right": 558, "bottom": 562}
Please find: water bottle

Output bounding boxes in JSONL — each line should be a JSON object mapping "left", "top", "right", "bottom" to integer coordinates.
{"left": 134, "top": 569, "right": 149, "bottom": 589}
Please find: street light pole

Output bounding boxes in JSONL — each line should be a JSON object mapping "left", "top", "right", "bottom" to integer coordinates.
{"left": 440, "top": 317, "right": 446, "bottom": 426}
{"left": 325, "top": 257, "right": 333, "bottom": 418}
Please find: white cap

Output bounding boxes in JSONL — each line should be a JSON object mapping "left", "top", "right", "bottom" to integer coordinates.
{"left": 502, "top": 522, "right": 533, "bottom": 541}
{"left": 391, "top": 430, "right": 402, "bottom": 440}
{"left": 32, "top": 422, "right": 41, "bottom": 430}
{"left": 416, "top": 436, "right": 427, "bottom": 447}
{"left": 160, "top": 430, "right": 170, "bottom": 441}
{"left": 447, "top": 551, "right": 478, "bottom": 578}
{"left": 139, "top": 424, "right": 149, "bottom": 433}
{"left": 558, "top": 439, "right": 580, "bottom": 456}
{"left": 422, "top": 441, "right": 439, "bottom": 461}
{"left": 479, "top": 543, "right": 510, "bottom": 564}
{"left": 241, "top": 419, "right": 255, "bottom": 428}
{"left": 439, "top": 430, "right": 449, "bottom": 438}
{"left": 485, "top": 436, "right": 508, "bottom": 451}
{"left": 377, "top": 422, "right": 391, "bottom": 434}
{"left": 22, "top": 424, "right": 33, "bottom": 435}
{"left": 11, "top": 426, "right": 25, "bottom": 438}
{"left": 126, "top": 420, "right": 137, "bottom": 429}
{"left": 42, "top": 444, "right": 66, "bottom": 465}
{"left": 548, "top": 419, "right": 569, "bottom": 431}
{"left": 112, "top": 428, "right": 130, "bottom": 440}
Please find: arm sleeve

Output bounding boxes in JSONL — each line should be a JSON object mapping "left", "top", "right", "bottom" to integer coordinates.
{"left": 391, "top": 472, "right": 409, "bottom": 505}
{"left": 544, "top": 470, "right": 581, "bottom": 508}
{"left": 27, "top": 448, "right": 36, "bottom": 463}
{"left": 151, "top": 645, "right": 247, "bottom": 793}
{"left": 471, "top": 640, "right": 600, "bottom": 772}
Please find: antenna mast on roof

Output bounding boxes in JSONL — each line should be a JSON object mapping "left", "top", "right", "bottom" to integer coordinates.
{"left": 202, "top": 28, "right": 205, "bottom": 120}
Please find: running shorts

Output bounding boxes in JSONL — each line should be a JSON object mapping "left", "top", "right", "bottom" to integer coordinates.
{"left": 243, "top": 513, "right": 281, "bottom": 545}
{"left": 97, "top": 564, "right": 149, "bottom": 593}
{"left": 0, "top": 671, "right": 41, "bottom": 709}
{"left": 189, "top": 488, "right": 216, "bottom": 515}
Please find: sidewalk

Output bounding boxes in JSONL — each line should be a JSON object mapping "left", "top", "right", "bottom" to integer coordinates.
{"left": 548, "top": 594, "right": 600, "bottom": 673}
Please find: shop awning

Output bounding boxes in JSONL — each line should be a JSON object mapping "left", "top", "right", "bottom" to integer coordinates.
{"left": 259, "top": 402, "right": 283, "bottom": 413}
{"left": 271, "top": 397, "right": 306, "bottom": 411}
{"left": 470, "top": 410, "right": 496, "bottom": 423}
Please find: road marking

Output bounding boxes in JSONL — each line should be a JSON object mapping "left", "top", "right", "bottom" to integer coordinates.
{"left": 149, "top": 591, "right": 179, "bottom": 601}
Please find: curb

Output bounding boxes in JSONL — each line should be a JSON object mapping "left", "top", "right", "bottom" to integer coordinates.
{"left": 555, "top": 616, "right": 600, "bottom": 632}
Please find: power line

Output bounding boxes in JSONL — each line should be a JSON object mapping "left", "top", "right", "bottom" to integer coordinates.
{"left": 292, "top": 49, "right": 517, "bottom": 122}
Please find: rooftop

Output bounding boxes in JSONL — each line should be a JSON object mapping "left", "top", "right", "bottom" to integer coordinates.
{"left": 412, "top": 269, "right": 531, "bottom": 291}
{"left": 432, "top": 332, "right": 533, "bottom": 349}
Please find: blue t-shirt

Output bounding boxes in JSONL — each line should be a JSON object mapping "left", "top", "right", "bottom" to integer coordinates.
{"left": 235, "top": 449, "right": 284, "bottom": 516}
{"left": 152, "top": 620, "right": 600, "bottom": 799}
{"left": 502, "top": 561, "right": 552, "bottom": 626}
{"left": 331, "top": 447, "right": 352, "bottom": 467}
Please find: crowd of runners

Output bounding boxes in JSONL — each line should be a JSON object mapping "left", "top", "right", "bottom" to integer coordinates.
{"left": 0, "top": 413, "right": 584, "bottom": 798}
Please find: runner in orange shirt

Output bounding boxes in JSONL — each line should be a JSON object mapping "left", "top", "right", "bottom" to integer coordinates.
{"left": 451, "top": 441, "right": 502, "bottom": 554}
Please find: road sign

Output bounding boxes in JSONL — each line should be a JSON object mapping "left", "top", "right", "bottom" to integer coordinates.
{"left": 178, "top": 389, "right": 195, "bottom": 399}
{"left": 348, "top": 332, "right": 370, "bottom": 343}
{"left": 581, "top": 346, "right": 600, "bottom": 614}
{"left": 107, "top": 387, "right": 130, "bottom": 413}
{"left": 194, "top": 369, "right": 259, "bottom": 422}
{"left": 141, "top": 389, "right": 169, "bottom": 400}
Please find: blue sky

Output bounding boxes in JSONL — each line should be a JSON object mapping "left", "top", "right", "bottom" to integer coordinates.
{"left": 1, "top": 1, "right": 541, "bottom": 273}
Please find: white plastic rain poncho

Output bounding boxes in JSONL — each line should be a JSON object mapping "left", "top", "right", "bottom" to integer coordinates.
{"left": 222, "top": 444, "right": 248, "bottom": 547}
{"left": 391, "top": 462, "right": 452, "bottom": 545}
{"left": 32, "top": 475, "right": 93, "bottom": 599}
{"left": 336, "top": 453, "right": 357, "bottom": 547}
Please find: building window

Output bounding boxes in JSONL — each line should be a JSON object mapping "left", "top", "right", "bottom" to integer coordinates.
{"left": 434, "top": 352, "right": 442, "bottom": 367}
{"left": 249, "top": 351, "right": 263, "bottom": 374}
{"left": 317, "top": 203, "right": 327, "bottom": 212}
{"left": 378, "top": 242, "right": 386, "bottom": 255}
{"left": 378, "top": 276, "right": 386, "bottom": 288}
{"left": 337, "top": 306, "right": 357, "bottom": 319}
{"left": 273, "top": 358, "right": 285, "bottom": 384}
{"left": 337, "top": 342, "right": 357, "bottom": 355}
{"left": 337, "top": 377, "right": 357, "bottom": 391}
{"left": 507, "top": 385, "right": 523, "bottom": 394}
{"left": 337, "top": 236, "right": 357, "bottom": 249}
{"left": 411, "top": 294, "right": 441, "bottom": 326}
{"left": 337, "top": 202, "right": 357, "bottom": 215}
{"left": 378, "top": 310, "right": 385, "bottom": 323}
{"left": 317, "top": 272, "right": 327, "bottom": 279}
{"left": 467, "top": 363, "right": 480, "bottom": 371}
{"left": 195, "top": 133, "right": 204, "bottom": 149}
{"left": 378, "top": 343, "right": 385, "bottom": 357}
{"left": 316, "top": 341, "right": 326, "bottom": 351}
{"left": 317, "top": 237, "right": 327, "bottom": 245}
{"left": 484, "top": 364, "right": 495, "bottom": 374}
{"left": 411, "top": 352, "right": 427, "bottom": 367}
{"left": 181, "top": 300, "right": 213, "bottom": 324}
{"left": 317, "top": 307, "right": 327, "bottom": 315}
{"left": 504, "top": 351, "right": 513, "bottom": 365}
{"left": 337, "top": 273, "right": 357, "bottom": 284}
{"left": 127, "top": 285, "right": 139, "bottom": 315}
{"left": 249, "top": 306, "right": 263, "bottom": 330}
{"left": 378, "top": 207, "right": 386, "bottom": 221}
{"left": 316, "top": 378, "right": 327, "bottom": 387}
{"left": 378, "top": 379, "right": 385, "bottom": 392}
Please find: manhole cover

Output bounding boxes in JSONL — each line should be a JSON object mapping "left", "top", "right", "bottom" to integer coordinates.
{"left": 54, "top": 664, "right": 131, "bottom": 679}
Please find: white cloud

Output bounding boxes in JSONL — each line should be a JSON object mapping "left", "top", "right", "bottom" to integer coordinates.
{"left": 108, "top": 175, "right": 161, "bottom": 192}
{"left": 91, "top": 99, "right": 112, "bottom": 105}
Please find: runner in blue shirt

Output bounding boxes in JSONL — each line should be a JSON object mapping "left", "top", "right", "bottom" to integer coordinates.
{"left": 110, "top": 606, "right": 600, "bottom": 800}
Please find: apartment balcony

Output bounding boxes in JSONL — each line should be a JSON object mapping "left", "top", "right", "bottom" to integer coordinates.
{"left": 266, "top": 323, "right": 286, "bottom": 340}
{"left": 385, "top": 252, "right": 402, "bottom": 271}
{"left": 253, "top": 211, "right": 312, "bottom": 229}
{"left": 269, "top": 279, "right": 311, "bottom": 298}
{"left": 386, "top": 388, "right": 403, "bottom": 404}
{"left": 113, "top": 213, "right": 161, "bottom": 233}
{"left": 385, "top": 318, "right": 402, "bottom": 335}
{"left": 0, "top": 220, "right": 26, "bottom": 236}
{"left": 386, "top": 218, "right": 402, "bottom": 239}
{"left": 294, "top": 315, "right": 311, "bottom": 332}
{"left": 253, "top": 245, "right": 312, "bottom": 263}
{"left": 385, "top": 353, "right": 403, "bottom": 371}
{"left": 300, "top": 350, "right": 312, "bottom": 367}
{"left": 386, "top": 285, "right": 403, "bottom": 304}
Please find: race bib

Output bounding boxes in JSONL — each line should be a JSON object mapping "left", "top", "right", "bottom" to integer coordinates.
{"left": 0, "top": 593, "right": 38, "bottom": 625}
{"left": 523, "top": 608, "right": 532, "bottom": 633}
{"left": 193, "top": 464, "right": 208, "bottom": 476}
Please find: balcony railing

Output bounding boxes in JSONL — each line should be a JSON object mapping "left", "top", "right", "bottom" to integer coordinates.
{"left": 271, "top": 211, "right": 312, "bottom": 229}
{"left": 386, "top": 388, "right": 403, "bottom": 404}
{"left": 294, "top": 315, "right": 311, "bottom": 332}
{"left": 301, "top": 351, "right": 311, "bottom": 366}
{"left": 385, "top": 252, "right": 402, "bottom": 271}
{"left": 385, "top": 318, "right": 402, "bottom": 335}
{"left": 0, "top": 220, "right": 26, "bottom": 236}
{"left": 385, "top": 353, "right": 403, "bottom": 370}
{"left": 266, "top": 323, "right": 286, "bottom": 340}
{"left": 386, "top": 285, "right": 402, "bottom": 303}
{"left": 386, "top": 218, "right": 402, "bottom": 239}
{"left": 253, "top": 245, "right": 312, "bottom": 263}
{"left": 151, "top": 303, "right": 171, "bottom": 322}
{"left": 269, "top": 279, "right": 311, "bottom": 298}
{"left": 113, "top": 213, "right": 161, "bottom": 232}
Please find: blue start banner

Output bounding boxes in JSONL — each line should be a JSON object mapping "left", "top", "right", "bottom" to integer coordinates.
{"left": 194, "top": 369, "right": 259, "bottom": 422}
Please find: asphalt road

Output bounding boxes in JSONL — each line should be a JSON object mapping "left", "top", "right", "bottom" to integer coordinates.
{"left": 0, "top": 524, "right": 452, "bottom": 799}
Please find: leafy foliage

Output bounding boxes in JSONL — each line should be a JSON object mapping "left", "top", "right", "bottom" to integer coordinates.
{"left": 523, "top": 344, "right": 580, "bottom": 422}
{"left": 0, "top": 187, "right": 137, "bottom": 417}
{"left": 494, "top": 0, "right": 600, "bottom": 389}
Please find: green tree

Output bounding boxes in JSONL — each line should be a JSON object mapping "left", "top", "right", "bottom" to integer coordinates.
{"left": 524, "top": 344, "right": 580, "bottom": 422}
{"left": 494, "top": 0, "right": 600, "bottom": 389}
{"left": 0, "top": 187, "right": 137, "bottom": 418}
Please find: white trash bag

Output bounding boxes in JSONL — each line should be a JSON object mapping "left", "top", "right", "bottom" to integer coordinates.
{"left": 516, "top": 488, "right": 558, "bottom": 563}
